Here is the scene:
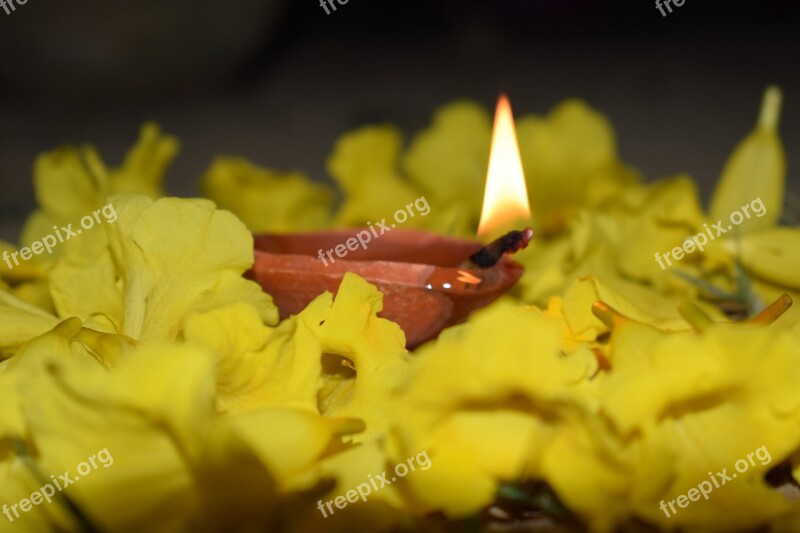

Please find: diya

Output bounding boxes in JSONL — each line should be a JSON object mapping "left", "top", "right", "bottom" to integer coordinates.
{"left": 249, "top": 95, "right": 533, "bottom": 348}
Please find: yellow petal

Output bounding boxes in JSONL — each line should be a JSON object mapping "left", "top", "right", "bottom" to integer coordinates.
{"left": 721, "top": 227, "right": 800, "bottom": 290}
{"left": 228, "top": 408, "right": 362, "bottom": 490}
{"left": 30, "top": 146, "right": 104, "bottom": 223}
{"left": 48, "top": 230, "right": 122, "bottom": 329}
{"left": 615, "top": 176, "right": 706, "bottom": 285}
{"left": 390, "top": 303, "right": 598, "bottom": 516}
{"left": 183, "top": 300, "right": 326, "bottom": 412}
{"left": 0, "top": 240, "right": 45, "bottom": 282}
{"left": 105, "top": 195, "right": 278, "bottom": 342}
{"left": 109, "top": 122, "right": 179, "bottom": 198}
{"left": 709, "top": 86, "right": 785, "bottom": 231}
{"left": 561, "top": 277, "right": 691, "bottom": 342}
{"left": 314, "top": 274, "right": 408, "bottom": 439}
{"left": 12, "top": 331, "right": 278, "bottom": 531}
{"left": 295, "top": 439, "right": 408, "bottom": 520}
{"left": 202, "top": 157, "right": 334, "bottom": 232}
{"left": 0, "top": 291, "right": 59, "bottom": 357}
{"left": 19, "top": 124, "right": 176, "bottom": 269}
{"left": 517, "top": 99, "right": 639, "bottom": 235}
{"left": 403, "top": 101, "right": 491, "bottom": 215}
{"left": 328, "top": 126, "right": 423, "bottom": 228}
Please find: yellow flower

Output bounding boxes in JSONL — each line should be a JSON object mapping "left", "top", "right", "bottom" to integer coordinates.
{"left": 517, "top": 99, "right": 640, "bottom": 236}
{"left": 0, "top": 317, "right": 358, "bottom": 531}
{"left": 559, "top": 276, "right": 694, "bottom": 343}
{"left": 614, "top": 176, "right": 707, "bottom": 287}
{"left": 595, "top": 324, "right": 800, "bottom": 531}
{"left": 20, "top": 123, "right": 178, "bottom": 266}
{"left": 183, "top": 300, "right": 326, "bottom": 413}
{"left": 328, "top": 125, "right": 428, "bottom": 229}
{"left": 2, "top": 194, "right": 279, "bottom": 359}
{"left": 313, "top": 273, "right": 409, "bottom": 441}
{"left": 514, "top": 201, "right": 716, "bottom": 318}
{"left": 700, "top": 87, "right": 800, "bottom": 313}
{"left": 181, "top": 272, "right": 407, "bottom": 437}
{"left": 202, "top": 157, "right": 334, "bottom": 232}
{"left": 403, "top": 101, "right": 491, "bottom": 227}
{"left": 390, "top": 303, "right": 598, "bottom": 516}
{"left": 1, "top": 124, "right": 177, "bottom": 315}
{"left": 68, "top": 194, "right": 277, "bottom": 341}
{"left": 709, "top": 86, "right": 785, "bottom": 232}
{"left": 1, "top": 91, "right": 798, "bottom": 532}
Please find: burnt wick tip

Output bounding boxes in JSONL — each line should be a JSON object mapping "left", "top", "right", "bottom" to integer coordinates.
{"left": 468, "top": 227, "right": 534, "bottom": 268}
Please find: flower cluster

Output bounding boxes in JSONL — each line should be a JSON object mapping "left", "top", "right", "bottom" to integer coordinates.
{"left": 0, "top": 88, "right": 799, "bottom": 532}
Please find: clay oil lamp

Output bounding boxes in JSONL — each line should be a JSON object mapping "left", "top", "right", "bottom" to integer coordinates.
{"left": 249, "top": 95, "right": 533, "bottom": 348}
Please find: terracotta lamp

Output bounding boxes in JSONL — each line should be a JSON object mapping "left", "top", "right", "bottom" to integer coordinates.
{"left": 249, "top": 95, "right": 533, "bottom": 348}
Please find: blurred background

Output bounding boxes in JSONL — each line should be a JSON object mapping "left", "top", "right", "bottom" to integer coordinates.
{"left": 1, "top": 0, "right": 798, "bottom": 242}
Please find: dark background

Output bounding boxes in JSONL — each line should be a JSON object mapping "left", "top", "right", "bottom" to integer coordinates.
{"left": 1, "top": 0, "right": 799, "bottom": 242}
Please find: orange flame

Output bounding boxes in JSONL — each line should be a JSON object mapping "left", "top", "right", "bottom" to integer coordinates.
{"left": 477, "top": 94, "right": 531, "bottom": 238}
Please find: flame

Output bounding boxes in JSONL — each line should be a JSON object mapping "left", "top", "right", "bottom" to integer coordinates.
{"left": 477, "top": 94, "right": 531, "bottom": 238}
